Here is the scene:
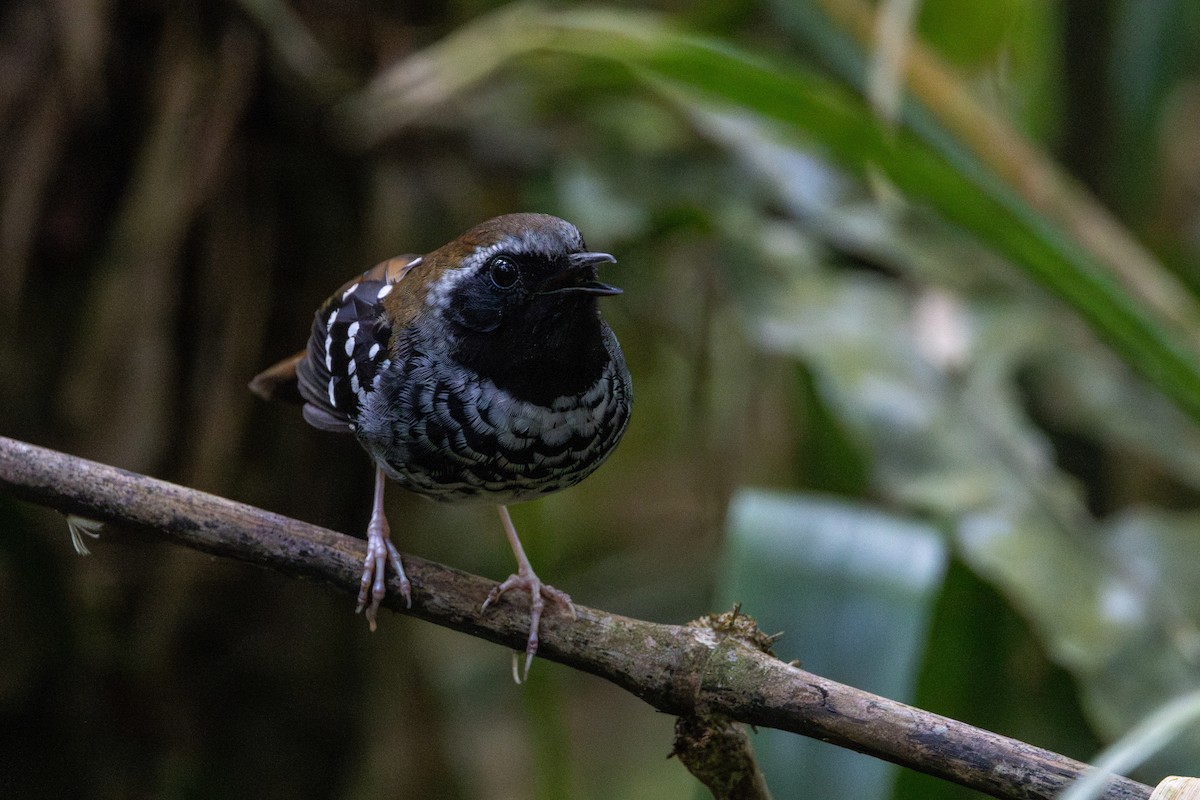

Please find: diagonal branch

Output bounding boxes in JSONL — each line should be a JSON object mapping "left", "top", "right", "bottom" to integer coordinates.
{"left": 0, "top": 435, "right": 1153, "bottom": 800}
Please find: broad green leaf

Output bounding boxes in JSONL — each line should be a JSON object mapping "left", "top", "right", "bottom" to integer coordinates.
{"left": 720, "top": 490, "right": 946, "bottom": 799}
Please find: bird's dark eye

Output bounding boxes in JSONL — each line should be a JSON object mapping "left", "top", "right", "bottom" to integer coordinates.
{"left": 488, "top": 256, "right": 519, "bottom": 290}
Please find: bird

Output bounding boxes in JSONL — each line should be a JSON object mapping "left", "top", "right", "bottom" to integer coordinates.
{"left": 250, "top": 213, "right": 632, "bottom": 676}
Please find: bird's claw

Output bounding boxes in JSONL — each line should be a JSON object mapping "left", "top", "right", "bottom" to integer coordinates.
{"left": 483, "top": 573, "right": 574, "bottom": 682}
{"left": 355, "top": 517, "right": 411, "bottom": 632}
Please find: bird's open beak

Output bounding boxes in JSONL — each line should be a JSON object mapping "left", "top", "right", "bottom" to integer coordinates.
{"left": 538, "top": 252, "right": 622, "bottom": 296}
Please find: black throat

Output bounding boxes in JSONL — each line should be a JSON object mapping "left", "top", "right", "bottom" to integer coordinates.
{"left": 450, "top": 301, "right": 610, "bottom": 407}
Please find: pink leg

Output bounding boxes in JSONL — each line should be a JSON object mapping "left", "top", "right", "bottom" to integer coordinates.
{"left": 355, "top": 465, "right": 411, "bottom": 630}
{"left": 482, "top": 505, "right": 576, "bottom": 680}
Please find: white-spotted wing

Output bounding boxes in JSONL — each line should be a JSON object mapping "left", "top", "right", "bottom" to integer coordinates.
{"left": 295, "top": 256, "right": 420, "bottom": 433}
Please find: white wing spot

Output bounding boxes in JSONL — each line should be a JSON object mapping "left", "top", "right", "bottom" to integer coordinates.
{"left": 377, "top": 284, "right": 394, "bottom": 300}
{"left": 342, "top": 283, "right": 360, "bottom": 301}
{"left": 368, "top": 343, "right": 381, "bottom": 360}
{"left": 324, "top": 308, "right": 339, "bottom": 370}
{"left": 347, "top": 358, "right": 356, "bottom": 375}
{"left": 347, "top": 321, "right": 360, "bottom": 339}
{"left": 350, "top": 373, "right": 361, "bottom": 395}
{"left": 327, "top": 377, "right": 337, "bottom": 408}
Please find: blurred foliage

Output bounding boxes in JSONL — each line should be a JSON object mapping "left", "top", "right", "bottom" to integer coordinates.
{"left": 3, "top": 0, "right": 1200, "bottom": 798}
{"left": 720, "top": 491, "right": 947, "bottom": 797}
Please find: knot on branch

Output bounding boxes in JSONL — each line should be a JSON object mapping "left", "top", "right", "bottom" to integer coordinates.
{"left": 688, "top": 603, "right": 782, "bottom": 659}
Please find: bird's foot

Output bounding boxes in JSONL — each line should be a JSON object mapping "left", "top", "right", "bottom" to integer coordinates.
{"left": 355, "top": 515, "right": 410, "bottom": 631}
{"left": 483, "top": 570, "right": 576, "bottom": 682}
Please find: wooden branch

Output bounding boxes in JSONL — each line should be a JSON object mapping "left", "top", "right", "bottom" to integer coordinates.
{"left": 0, "top": 435, "right": 1154, "bottom": 800}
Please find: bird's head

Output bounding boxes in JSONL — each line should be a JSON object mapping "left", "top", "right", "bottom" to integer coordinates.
{"left": 416, "top": 213, "right": 620, "bottom": 336}
{"left": 384, "top": 213, "right": 624, "bottom": 403}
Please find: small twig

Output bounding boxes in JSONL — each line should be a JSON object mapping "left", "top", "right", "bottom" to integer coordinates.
{"left": 0, "top": 435, "right": 1154, "bottom": 800}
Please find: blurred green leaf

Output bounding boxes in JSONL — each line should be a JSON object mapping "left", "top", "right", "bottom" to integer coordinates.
{"left": 1109, "top": 0, "right": 1200, "bottom": 218}
{"left": 897, "top": 559, "right": 1102, "bottom": 800}
{"left": 745, "top": 218, "right": 1200, "bottom": 771}
{"left": 1059, "top": 689, "right": 1200, "bottom": 800}
{"left": 915, "top": 0, "right": 1027, "bottom": 70}
{"left": 720, "top": 489, "right": 946, "bottom": 798}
